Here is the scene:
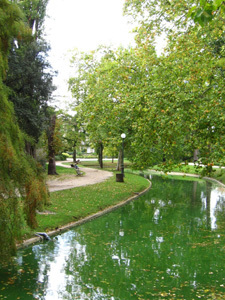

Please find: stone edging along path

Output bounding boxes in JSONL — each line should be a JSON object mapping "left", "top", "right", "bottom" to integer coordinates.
{"left": 18, "top": 178, "right": 152, "bottom": 248}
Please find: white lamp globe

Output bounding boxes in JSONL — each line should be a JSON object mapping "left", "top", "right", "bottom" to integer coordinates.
{"left": 121, "top": 133, "right": 126, "bottom": 139}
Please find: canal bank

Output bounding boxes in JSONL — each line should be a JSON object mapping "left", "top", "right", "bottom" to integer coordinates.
{"left": 18, "top": 170, "right": 151, "bottom": 248}
{"left": 18, "top": 165, "right": 225, "bottom": 248}
{"left": 4, "top": 173, "right": 225, "bottom": 300}
{"left": 148, "top": 169, "right": 225, "bottom": 188}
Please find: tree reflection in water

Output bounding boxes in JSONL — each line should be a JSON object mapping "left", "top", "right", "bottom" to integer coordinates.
{"left": 0, "top": 175, "right": 225, "bottom": 299}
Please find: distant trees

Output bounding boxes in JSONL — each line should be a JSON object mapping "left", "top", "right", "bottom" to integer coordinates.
{"left": 68, "top": 0, "right": 225, "bottom": 171}
{"left": 68, "top": 47, "right": 133, "bottom": 169}
{"left": 59, "top": 113, "right": 85, "bottom": 163}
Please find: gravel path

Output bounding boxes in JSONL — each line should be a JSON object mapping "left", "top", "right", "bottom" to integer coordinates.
{"left": 46, "top": 161, "right": 113, "bottom": 192}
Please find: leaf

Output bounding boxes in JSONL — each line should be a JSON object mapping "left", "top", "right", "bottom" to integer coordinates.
{"left": 213, "top": 0, "right": 223, "bottom": 9}
{"left": 187, "top": 6, "right": 197, "bottom": 18}
{"left": 200, "top": 0, "right": 207, "bottom": 7}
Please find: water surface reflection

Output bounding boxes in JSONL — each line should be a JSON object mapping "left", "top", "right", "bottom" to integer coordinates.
{"left": 0, "top": 175, "right": 225, "bottom": 299}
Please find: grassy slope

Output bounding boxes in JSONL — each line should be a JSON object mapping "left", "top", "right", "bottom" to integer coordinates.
{"left": 21, "top": 166, "right": 149, "bottom": 240}
{"left": 21, "top": 160, "right": 225, "bottom": 240}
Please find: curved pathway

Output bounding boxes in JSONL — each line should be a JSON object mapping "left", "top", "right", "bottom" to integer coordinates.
{"left": 46, "top": 161, "right": 113, "bottom": 192}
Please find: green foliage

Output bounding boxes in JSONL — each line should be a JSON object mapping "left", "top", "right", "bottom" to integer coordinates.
{"left": 4, "top": 0, "right": 55, "bottom": 149}
{"left": 188, "top": 0, "right": 225, "bottom": 26}
{"left": 129, "top": 23, "right": 225, "bottom": 169}
{"left": 28, "top": 170, "right": 150, "bottom": 234}
{"left": 0, "top": 85, "right": 49, "bottom": 260}
{"left": 0, "top": 0, "right": 31, "bottom": 79}
{"left": 17, "top": 0, "right": 49, "bottom": 39}
{"left": 61, "top": 152, "right": 70, "bottom": 157}
{"left": 69, "top": 1, "right": 225, "bottom": 172}
{"left": 69, "top": 46, "right": 144, "bottom": 160}
{"left": 0, "top": 0, "right": 50, "bottom": 262}
{"left": 55, "top": 154, "right": 68, "bottom": 161}
{"left": 6, "top": 40, "right": 55, "bottom": 142}
{"left": 58, "top": 112, "right": 85, "bottom": 159}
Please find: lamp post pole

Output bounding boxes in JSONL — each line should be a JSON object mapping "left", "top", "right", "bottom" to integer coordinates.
{"left": 121, "top": 133, "right": 126, "bottom": 177}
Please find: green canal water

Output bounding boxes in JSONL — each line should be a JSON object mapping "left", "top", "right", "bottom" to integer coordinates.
{"left": 0, "top": 175, "right": 225, "bottom": 299}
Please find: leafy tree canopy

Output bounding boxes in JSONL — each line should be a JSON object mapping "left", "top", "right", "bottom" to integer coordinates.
{"left": 5, "top": 0, "right": 56, "bottom": 153}
{"left": 188, "top": 0, "right": 225, "bottom": 26}
{"left": 0, "top": 0, "right": 49, "bottom": 262}
{"left": 5, "top": 39, "right": 55, "bottom": 143}
{"left": 17, "top": 0, "right": 49, "bottom": 39}
{"left": 69, "top": 1, "right": 225, "bottom": 172}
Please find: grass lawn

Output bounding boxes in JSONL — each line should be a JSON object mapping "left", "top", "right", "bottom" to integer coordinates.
{"left": 63, "top": 159, "right": 225, "bottom": 185}
{"left": 20, "top": 160, "right": 225, "bottom": 242}
{"left": 151, "top": 164, "right": 225, "bottom": 185}
{"left": 21, "top": 166, "right": 150, "bottom": 240}
{"left": 62, "top": 159, "right": 131, "bottom": 170}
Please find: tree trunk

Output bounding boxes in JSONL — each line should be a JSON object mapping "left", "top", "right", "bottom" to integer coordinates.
{"left": 48, "top": 157, "right": 57, "bottom": 175}
{"left": 193, "top": 149, "right": 199, "bottom": 162}
{"left": 98, "top": 142, "right": 104, "bottom": 169}
{"left": 73, "top": 142, "right": 77, "bottom": 163}
{"left": 99, "top": 143, "right": 104, "bottom": 169}
{"left": 47, "top": 115, "right": 58, "bottom": 175}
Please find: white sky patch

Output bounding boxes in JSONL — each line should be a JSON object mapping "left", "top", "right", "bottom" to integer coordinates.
{"left": 44, "top": 0, "right": 134, "bottom": 110}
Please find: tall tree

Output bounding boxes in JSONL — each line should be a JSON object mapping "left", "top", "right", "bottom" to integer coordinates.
{"left": 5, "top": 40, "right": 55, "bottom": 154}
{"left": 69, "top": 46, "right": 139, "bottom": 168}
{"left": 5, "top": 0, "right": 55, "bottom": 157}
{"left": 0, "top": 0, "right": 49, "bottom": 262}
{"left": 123, "top": 0, "right": 225, "bottom": 169}
{"left": 69, "top": 1, "right": 225, "bottom": 172}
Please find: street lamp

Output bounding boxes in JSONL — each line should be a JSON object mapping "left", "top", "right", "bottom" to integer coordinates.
{"left": 121, "top": 133, "right": 126, "bottom": 177}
